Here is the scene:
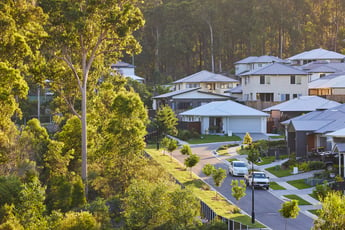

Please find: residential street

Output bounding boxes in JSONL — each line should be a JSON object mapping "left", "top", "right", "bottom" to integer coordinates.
{"left": 169, "top": 140, "right": 318, "bottom": 230}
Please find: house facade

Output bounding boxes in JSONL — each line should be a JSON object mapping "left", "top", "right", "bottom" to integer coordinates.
{"left": 172, "top": 70, "right": 239, "bottom": 95}
{"left": 309, "top": 72, "right": 345, "bottom": 97}
{"left": 179, "top": 100, "right": 268, "bottom": 135}
{"left": 240, "top": 63, "right": 309, "bottom": 102}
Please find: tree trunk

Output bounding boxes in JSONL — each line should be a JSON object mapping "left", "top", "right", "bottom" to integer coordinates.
{"left": 81, "top": 86, "right": 88, "bottom": 197}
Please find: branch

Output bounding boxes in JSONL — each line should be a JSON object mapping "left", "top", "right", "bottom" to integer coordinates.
{"left": 60, "top": 92, "right": 81, "bottom": 119}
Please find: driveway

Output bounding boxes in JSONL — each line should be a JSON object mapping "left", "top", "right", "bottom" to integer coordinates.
{"left": 170, "top": 141, "right": 317, "bottom": 230}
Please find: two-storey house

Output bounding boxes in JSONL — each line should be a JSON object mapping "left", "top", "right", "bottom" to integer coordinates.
{"left": 172, "top": 70, "right": 239, "bottom": 95}
{"left": 240, "top": 63, "right": 309, "bottom": 102}
{"left": 234, "top": 55, "right": 286, "bottom": 75}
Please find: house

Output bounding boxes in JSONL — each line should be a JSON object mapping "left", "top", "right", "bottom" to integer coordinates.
{"left": 326, "top": 128, "right": 345, "bottom": 177}
{"left": 224, "top": 84, "right": 242, "bottom": 101}
{"left": 152, "top": 88, "right": 233, "bottom": 114}
{"left": 234, "top": 55, "right": 286, "bottom": 75}
{"left": 179, "top": 100, "right": 269, "bottom": 136}
{"left": 263, "top": 96, "right": 340, "bottom": 133}
{"left": 308, "top": 72, "right": 345, "bottom": 100}
{"left": 298, "top": 60, "right": 345, "bottom": 81}
{"left": 240, "top": 62, "right": 309, "bottom": 102}
{"left": 111, "top": 61, "right": 145, "bottom": 83}
{"left": 172, "top": 70, "right": 239, "bottom": 95}
{"left": 287, "top": 48, "right": 345, "bottom": 66}
{"left": 283, "top": 104, "right": 345, "bottom": 158}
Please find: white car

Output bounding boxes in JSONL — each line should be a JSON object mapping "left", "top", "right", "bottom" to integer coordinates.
{"left": 229, "top": 160, "right": 248, "bottom": 176}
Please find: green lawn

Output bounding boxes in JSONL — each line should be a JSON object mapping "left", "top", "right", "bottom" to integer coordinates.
{"left": 283, "top": 194, "right": 312, "bottom": 205}
{"left": 144, "top": 146, "right": 266, "bottom": 229}
{"left": 188, "top": 135, "right": 241, "bottom": 144}
{"left": 227, "top": 158, "right": 238, "bottom": 163}
{"left": 255, "top": 155, "right": 288, "bottom": 166}
{"left": 269, "top": 182, "right": 286, "bottom": 190}
{"left": 265, "top": 165, "right": 292, "bottom": 177}
{"left": 286, "top": 179, "right": 313, "bottom": 189}
{"left": 309, "top": 193, "right": 320, "bottom": 201}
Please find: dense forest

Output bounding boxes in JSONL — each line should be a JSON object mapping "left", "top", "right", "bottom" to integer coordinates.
{"left": 132, "top": 0, "right": 345, "bottom": 84}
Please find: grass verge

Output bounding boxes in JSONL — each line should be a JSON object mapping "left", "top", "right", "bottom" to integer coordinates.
{"left": 269, "top": 182, "right": 286, "bottom": 190}
{"left": 286, "top": 179, "right": 313, "bottom": 189}
{"left": 145, "top": 146, "right": 266, "bottom": 229}
{"left": 188, "top": 135, "right": 241, "bottom": 144}
{"left": 265, "top": 165, "right": 292, "bottom": 177}
{"left": 283, "top": 194, "right": 312, "bottom": 205}
{"left": 308, "top": 193, "right": 319, "bottom": 201}
{"left": 308, "top": 209, "right": 320, "bottom": 216}
{"left": 256, "top": 155, "right": 289, "bottom": 166}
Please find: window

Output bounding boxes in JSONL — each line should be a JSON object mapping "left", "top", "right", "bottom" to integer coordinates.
{"left": 258, "top": 63, "right": 262, "bottom": 67}
{"left": 296, "top": 76, "right": 301, "bottom": 84}
{"left": 281, "top": 94, "right": 290, "bottom": 101}
{"left": 293, "top": 94, "right": 298, "bottom": 98}
{"left": 260, "top": 75, "right": 270, "bottom": 84}
{"left": 290, "top": 75, "right": 295, "bottom": 84}
{"left": 320, "top": 74, "right": 325, "bottom": 78}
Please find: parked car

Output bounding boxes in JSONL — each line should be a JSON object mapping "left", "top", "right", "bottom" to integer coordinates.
{"left": 244, "top": 171, "right": 270, "bottom": 190}
{"left": 229, "top": 160, "right": 248, "bottom": 176}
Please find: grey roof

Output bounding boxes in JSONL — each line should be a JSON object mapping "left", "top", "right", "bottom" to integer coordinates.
{"left": 283, "top": 104, "right": 345, "bottom": 134}
{"left": 327, "top": 128, "right": 345, "bottom": 137}
{"left": 224, "top": 85, "right": 242, "bottom": 94}
{"left": 235, "top": 55, "right": 286, "bottom": 64}
{"left": 334, "top": 143, "right": 345, "bottom": 152}
{"left": 153, "top": 88, "right": 232, "bottom": 99}
{"left": 309, "top": 72, "right": 345, "bottom": 88}
{"left": 173, "top": 70, "right": 238, "bottom": 84}
{"left": 111, "top": 61, "right": 135, "bottom": 68}
{"left": 180, "top": 100, "right": 269, "bottom": 117}
{"left": 299, "top": 61, "right": 345, "bottom": 73}
{"left": 153, "top": 88, "right": 200, "bottom": 99}
{"left": 288, "top": 48, "right": 345, "bottom": 61}
{"left": 240, "top": 62, "right": 308, "bottom": 76}
{"left": 263, "top": 96, "right": 340, "bottom": 112}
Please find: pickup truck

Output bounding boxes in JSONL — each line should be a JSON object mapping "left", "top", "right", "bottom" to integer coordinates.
{"left": 244, "top": 171, "right": 270, "bottom": 190}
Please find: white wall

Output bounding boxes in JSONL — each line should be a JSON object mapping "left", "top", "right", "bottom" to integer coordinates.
{"left": 242, "top": 75, "right": 309, "bottom": 102}
{"left": 223, "top": 116, "right": 267, "bottom": 133}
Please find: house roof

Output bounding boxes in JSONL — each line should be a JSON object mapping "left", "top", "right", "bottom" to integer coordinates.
{"left": 173, "top": 70, "right": 238, "bottom": 83}
{"left": 239, "top": 62, "right": 307, "bottom": 76}
{"left": 234, "top": 55, "right": 286, "bottom": 64}
{"left": 153, "top": 88, "right": 232, "bottom": 99}
{"left": 179, "top": 100, "right": 269, "bottom": 117}
{"left": 283, "top": 104, "right": 345, "bottom": 134}
{"left": 111, "top": 61, "right": 135, "bottom": 68}
{"left": 288, "top": 48, "right": 345, "bottom": 61}
{"left": 263, "top": 96, "right": 340, "bottom": 112}
{"left": 327, "top": 128, "right": 345, "bottom": 137}
{"left": 309, "top": 72, "right": 345, "bottom": 88}
{"left": 224, "top": 85, "right": 242, "bottom": 94}
{"left": 299, "top": 61, "right": 345, "bottom": 73}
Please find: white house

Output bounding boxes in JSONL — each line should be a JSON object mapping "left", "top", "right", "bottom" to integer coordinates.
{"left": 172, "top": 70, "right": 239, "bottom": 95}
{"left": 111, "top": 61, "right": 145, "bottom": 83}
{"left": 179, "top": 100, "right": 268, "bottom": 135}
{"left": 287, "top": 48, "right": 345, "bottom": 66}
{"left": 240, "top": 62, "right": 309, "bottom": 102}
{"left": 234, "top": 55, "right": 286, "bottom": 75}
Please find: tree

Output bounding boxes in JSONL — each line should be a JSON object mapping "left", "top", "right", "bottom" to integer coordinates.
{"left": 231, "top": 180, "right": 246, "bottom": 203}
{"left": 57, "top": 211, "right": 100, "bottom": 230}
{"left": 155, "top": 105, "right": 178, "bottom": 137}
{"left": 167, "top": 138, "right": 178, "bottom": 161}
{"left": 160, "top": 136, "right": 170, "bottom": 155}
{"left": 212, "top": 168, "right": 226, "bottom": 199}
{"left": 313, "top": 191, "right": 345, "bottom": 230}
{"left": 39, "top": 0, "right": 145, "bottom": 195}
{"left": 180, "top": 144, "right": 192, "bottom": 155}
{"left": 184, "top": 154, "right": 200, "bottom": 177}
{"left": 279, "top": 199, "right": 300, "bottom": 230}
{"left": 247, "top": 145, "right": 260, "bottom": 168}
{"left": 202, "top": 164, "right": 215, "bottom": 176}
{"left": 243, "top": 132, "right": 253, "bottom": 145}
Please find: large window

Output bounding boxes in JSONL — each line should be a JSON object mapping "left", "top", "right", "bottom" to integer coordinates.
{"left": 260, "top": 75, "right": 270, "bottom": 84}
{"left": 257, "top": 93, "right": 274, "bottom": 102}
{"left": 290, "top": 75, "right": 295, "bottom": 84}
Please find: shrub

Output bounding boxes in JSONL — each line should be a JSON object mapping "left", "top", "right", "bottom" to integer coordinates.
{"left": 312, "top": 181, "right": 330, "bottom": 200}
{"left": 308, "top": 161, "right": 325, "bottom": 170}
{"left": 298, "top": 162, "right": 310, "bottom": 172}
{"left": 177, "top": 129, "right": 191, "bottom": 141}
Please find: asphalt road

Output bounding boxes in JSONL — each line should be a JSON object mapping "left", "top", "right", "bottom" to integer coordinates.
{"left": 171, "top": 142, "right": 314, "bottom": 230}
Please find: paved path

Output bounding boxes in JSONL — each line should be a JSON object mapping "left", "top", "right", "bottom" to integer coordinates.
{"left": 169, "top": 140, "right": 319, "bottom": 229}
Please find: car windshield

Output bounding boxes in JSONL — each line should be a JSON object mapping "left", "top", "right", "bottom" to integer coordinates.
{"left": 253, "top": 173, "right": 266, "bottom": 178}
{"left": 234, "top": 162, "right": 246, "bottom": 167}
